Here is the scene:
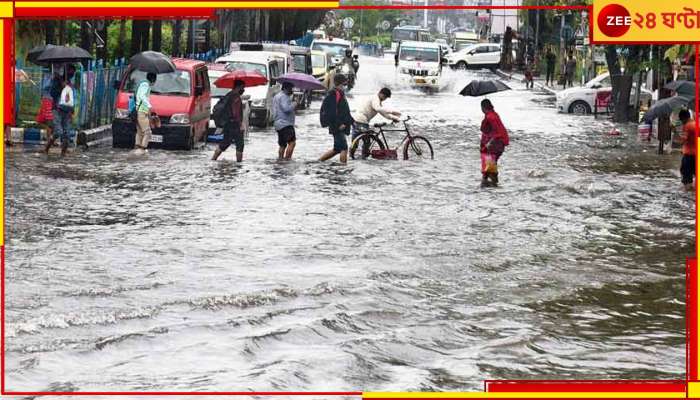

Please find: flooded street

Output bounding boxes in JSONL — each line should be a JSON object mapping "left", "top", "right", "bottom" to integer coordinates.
{"left": 5, "top": 55, "right": 693, "bottom": 394}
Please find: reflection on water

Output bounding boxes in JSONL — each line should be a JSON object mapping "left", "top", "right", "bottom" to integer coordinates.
{"left": 5, "top": 55, "right": 692, "bottom": 393}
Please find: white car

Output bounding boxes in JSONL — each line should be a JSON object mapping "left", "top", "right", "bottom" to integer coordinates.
{"left": 446, "top": 43, "right": 502, "bottom": 69}
{"left": 215, "top": 51, "right": 285, "bottom": 127}
{"left": 556, "top": 72, "right": 653, "bottom": 115}
{"left": 206, "top": 65, "right": 250, "bottom": 136}
{"left": 396, "top": 41, "right": 443, "bottom": 90}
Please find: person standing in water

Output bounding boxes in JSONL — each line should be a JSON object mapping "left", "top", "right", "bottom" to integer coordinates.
{"left": 133, "top": 72, "right": 157, "bottom": 155}
{"left": 479, "top": 99, "right": 509, "bottom": 187}
{"left": 676, "top": 109, "right": 696, "bottom": 191}
{"left": 272, "top": 81, "right": 298, "bottom": 160}
{"left": 319, "top": 74, "right": 353, "bottom": 164}
{"left": 212, "top": 79, "right": 246, "bottom": 162}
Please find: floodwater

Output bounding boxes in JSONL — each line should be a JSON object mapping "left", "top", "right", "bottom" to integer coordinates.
{"left": 5, "top": 55, "right": 693, "bottom": 396}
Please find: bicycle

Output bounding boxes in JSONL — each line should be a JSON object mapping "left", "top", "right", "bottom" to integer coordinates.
{"left": 349, "top": 116, "right": 434, "bottom": 160}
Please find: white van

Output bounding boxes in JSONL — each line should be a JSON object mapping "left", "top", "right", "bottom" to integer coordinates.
{"left": 215, "top": 51, "right": 286, "bottom": 127}
{"left": 396, "top": 41, "right": 443, "bottom": 90}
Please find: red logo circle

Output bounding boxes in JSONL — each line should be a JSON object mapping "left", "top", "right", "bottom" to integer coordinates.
{"left": 597, "top": 4, "right": 631, "bottom": 37}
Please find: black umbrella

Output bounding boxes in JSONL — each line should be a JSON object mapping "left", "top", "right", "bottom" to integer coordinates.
{"left": 459, "top": 80, "right": 511, "bottom": 96}
{"left": 36, "top": 45, "right": 92, "bottom": 64}
{"left": 642, "top": 95, "right": 694, "bottom": 123}
{"left": 27, "top": 44, "right": 56, "bottom": 65}
{"left": 664, "top": 80, "right": 696, "bottom": 97}
{"left": 129, "top": 51, "right": 176, "bottom": 74}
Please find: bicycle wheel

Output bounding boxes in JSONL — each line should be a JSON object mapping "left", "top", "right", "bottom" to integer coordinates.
{"left": 403, "top": 136, "right": 434, "bottom": 160}
{"left": 350, "top": 133, "right": 385, "bottom": 160}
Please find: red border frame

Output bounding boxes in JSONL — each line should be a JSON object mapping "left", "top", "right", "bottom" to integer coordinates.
{"left": 2, "top": 2, "right": 699, "bottom": 397}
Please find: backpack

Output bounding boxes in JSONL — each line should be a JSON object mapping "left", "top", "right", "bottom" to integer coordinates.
{"left": 212, "top": 93, "right": 231, "bottom": 128}
{"left": 320, "top": 92, "right": 336, "bottom": 128}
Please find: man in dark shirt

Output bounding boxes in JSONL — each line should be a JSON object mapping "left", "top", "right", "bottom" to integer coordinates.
{"left": 545, "top": 47, "right": 556, "bottom": 87}
{"left": 212, "top": 79, "right": 245, "bottom": 162}
{"left": 319, "top": 74, "right": 353, "bottom": 164}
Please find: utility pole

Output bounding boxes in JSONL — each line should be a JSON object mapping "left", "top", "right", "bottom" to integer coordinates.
{"left": 534, "top": 0, "right": 539, "bottom": 53}
{"left": 423, "top": 0, "right": 428, "bottom": 28}
{"left": 360, "top": 9, "right": 363, "bottom": 43}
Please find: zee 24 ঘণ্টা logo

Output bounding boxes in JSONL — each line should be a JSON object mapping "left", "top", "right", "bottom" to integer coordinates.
{"left": 595, "top": 1, "right": 700, "bottom": 42}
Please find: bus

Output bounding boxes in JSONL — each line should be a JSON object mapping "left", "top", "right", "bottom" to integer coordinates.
{"left": 390, "top": 25, "right": 431, "bottom": 53}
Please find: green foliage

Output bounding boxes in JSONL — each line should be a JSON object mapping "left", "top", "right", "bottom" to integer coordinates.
{"left": 337, "top": 2, "right": 403, "bottom": 42}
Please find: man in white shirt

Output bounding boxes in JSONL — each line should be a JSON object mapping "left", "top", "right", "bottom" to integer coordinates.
{"left": 351, "top": 88, "right": 402, "bottom": 157}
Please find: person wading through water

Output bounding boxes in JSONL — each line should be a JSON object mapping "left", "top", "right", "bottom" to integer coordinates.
{"left": 319, "top": 74, "right": 353, "bottom": 164}
{"left": 479, "top": 99, "right": 510, "bottom": 187}
{"left": 212, "top": 79, "right": 246, "bottom": 162}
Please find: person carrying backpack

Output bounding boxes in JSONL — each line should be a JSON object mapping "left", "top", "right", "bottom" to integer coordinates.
{"left": 319, "top": 74, "right": 353, "bottom": 164}
{"left": 211, "top": 79, "right": 246, "bottom": 162}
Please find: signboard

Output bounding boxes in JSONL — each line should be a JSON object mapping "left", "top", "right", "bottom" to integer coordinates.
{"left": 592, "top": 0, "right": 700, "bottom": 43}
{"left": 342, "top": 17, "right": 354, "bottom": 29}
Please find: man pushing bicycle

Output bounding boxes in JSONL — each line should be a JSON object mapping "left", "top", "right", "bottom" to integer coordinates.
{"left": 351, "top": 87, "right": 402, "bottom": 158}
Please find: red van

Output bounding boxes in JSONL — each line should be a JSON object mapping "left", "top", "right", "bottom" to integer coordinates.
{"left": 112, "top": 58, "right": 211, "bottom": 150}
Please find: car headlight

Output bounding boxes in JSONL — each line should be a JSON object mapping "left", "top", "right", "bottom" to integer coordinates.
{"left": 251, "top": 98, "right": 266, "bottom": 107}
{"left": 115, "top": 108, "right": 130, "bottom": 119}
{"left": 169, "top": 113, "right": 190, "bottom": 124}
{"left": 399, "top": 67, "right": 409, "bottom": 74}
{"left": 428, "top": 70, "right": 439, "bottom": 76}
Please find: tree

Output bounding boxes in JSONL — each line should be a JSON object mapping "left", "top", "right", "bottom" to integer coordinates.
{"left": 115, "top": 20, "right": 127, "bottom": 60}
{"left": 44, "top": 21, "right": 55, "bottom": 44}
{"left": 58, "top": 20, "right": 66, "bottom": 45}
{"left": 80, "top": 20, "right": 92, "bottom": 53}
{"left": 130, "top": 20, "right": 143, "bottom": 57}
{"left": 96, "top": 20, "right": 110, "bottom": 61}
{"left": 140, "top": 20, "right": 150, "bottom": 52}
{"left": 172, "top": 20, "right": 182, "bottom": 56}
{"left": 152, "top": 20, "right": 162, "bottom": 52}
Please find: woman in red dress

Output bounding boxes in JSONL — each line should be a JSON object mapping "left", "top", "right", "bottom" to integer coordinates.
{"left": 479, "top": 99, "right": 510, "bottom": 187}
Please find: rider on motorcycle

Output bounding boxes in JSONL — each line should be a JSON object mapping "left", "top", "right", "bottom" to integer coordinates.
{"left": 341, "top": 49, "right": 356, "bottom": 90}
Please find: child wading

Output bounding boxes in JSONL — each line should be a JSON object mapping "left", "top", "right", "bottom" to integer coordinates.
{"left": 479, "top": 99, "right": 509, "bottom": 187}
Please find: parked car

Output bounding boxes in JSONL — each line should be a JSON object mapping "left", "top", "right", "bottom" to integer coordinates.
{"left": 445, "top": 43, "right": 502, "bottom": 69}
{"left": 215, "top": 51, "right": 285, "bottom": 127}
{"left": 556, "top": 72, "right": 653, "bottom": 115}
{"left": 206, "top": 64, "right": 251, "bottom": 138}
{"left": 112, "top": 58, "right": 211, "bottom": 150}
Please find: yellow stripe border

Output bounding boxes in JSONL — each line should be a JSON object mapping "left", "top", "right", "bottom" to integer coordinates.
{"left": 15, "top": 1, "right": 339, "bottom": 8}
{"left": 362, "top": 392, "right": 687, "bottom": 399}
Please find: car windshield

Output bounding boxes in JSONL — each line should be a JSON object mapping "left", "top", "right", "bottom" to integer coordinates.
{"left": 224, "top": 62, "right": 268, "bottom": 78}
{"left": 456, "top": 43, "right": 475, "bottom": 52}
{"left": 311, "top": 54, "right": 325, "bottom": 68}
{"left": 126, "top": 69, "right": 191, "bottom": 96}
{"left": 586, "top": 75, "right": 611, "bottom": 88}
{"left": 392, "top": 29, "right": 419, "bottom": 41}
{"left": 292, "top": 54, "right": 307, "bottom": 72}
{"left": 208, "top": 73, "right": 231, "bottom": 98}
{"left": 311, "top": 43, "right": 349, "bottom": 56}
{"left": 400, "top": 47, "right": 439, "bottom": 62}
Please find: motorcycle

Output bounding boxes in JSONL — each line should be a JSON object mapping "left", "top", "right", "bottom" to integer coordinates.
{"left": 338, "top": 62, "right": 355, "bottom": 91}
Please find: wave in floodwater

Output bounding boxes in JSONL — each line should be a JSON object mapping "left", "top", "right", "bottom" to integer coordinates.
{"left": 4, "top": 55, "right": 692, "bottom": 393}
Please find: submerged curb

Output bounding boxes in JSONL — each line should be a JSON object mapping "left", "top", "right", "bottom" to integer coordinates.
{"left": 6, "top": 125, "right": 112, "bottom": 149}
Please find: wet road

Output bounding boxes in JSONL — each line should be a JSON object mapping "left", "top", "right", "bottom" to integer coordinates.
{"left": 5, "top": 55, "right": 693, "bottom": 395}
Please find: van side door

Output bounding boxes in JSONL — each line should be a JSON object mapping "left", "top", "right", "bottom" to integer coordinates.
{"left": 193, "top": 67, "right": 211, "bottom": 139}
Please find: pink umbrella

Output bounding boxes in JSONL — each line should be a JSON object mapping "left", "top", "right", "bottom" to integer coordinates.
{"left": 277, "top": 72, "right": 325, "bottom": 91}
